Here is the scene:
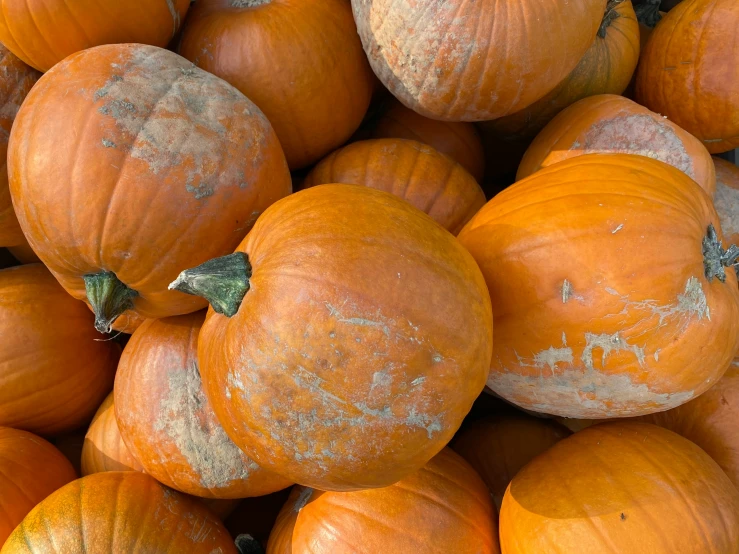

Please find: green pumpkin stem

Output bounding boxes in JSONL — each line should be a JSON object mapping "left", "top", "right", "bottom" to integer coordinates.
{"left": 83, "top": 271, "right": 138, "bottom": 334}
{"left": 703, "top": 224, "right": 739, "bottom": 282}
{"left": 598, "top": 0, "right": 624, "bottom": 38}
{"left": 168, "top": 252, "right": 251, "bottom": 317}
{"left": 234, "top": 535, "right": 265, "bottom": 554}
{"left": 633, "top": 0, "right": 662, "bottom": 28}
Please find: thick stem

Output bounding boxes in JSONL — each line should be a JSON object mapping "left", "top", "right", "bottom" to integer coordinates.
{"left": 168, "top": 252, "right": 251, "bottom": 317}
{"left": 633, "top": 0, "right": 662, "bottom": 28}
{"left": 83, "top": 271, "right": 138, "bottom": 334}
{"left": 598, "top": 0, "right": 624, "bottom": 38}
{"left": 235, "top": 535, "right": 265, "bottom": 554}
{"left": 702, "top": 224, "right": 739, "bottom": 282}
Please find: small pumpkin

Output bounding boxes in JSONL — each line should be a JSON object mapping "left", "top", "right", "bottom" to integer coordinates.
{"left": 0, "top": 472, "right": 237, "bottom": 553}
{"left": 713, "top": 157, "right": 739, "bottom": 246}
{"left": 500, "top": 422, "right": 739, "bottom": 552}
{"left": 8, "top": 44, "right": 291, "bottom": 333}
{"left": 303, "top": 139, "right": 485, "bottom": 235}
{"left": 458, "top": 154, "right": 739, "bottom": 419}
{"left": 170, "top": 184, "right": 493, "bottom": 491}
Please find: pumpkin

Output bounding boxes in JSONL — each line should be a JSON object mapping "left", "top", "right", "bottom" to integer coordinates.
{"left": 0, "top": 472, "right": 237, "bottom": 553}
{"left": 457, "top": 154, "right": 739, "bottom": 419}
{"left": 0, "top": 264, "right": 119, "bottom": 435}
{"left": 8, "top": 44, "right": 291, "bottom": 334}
{"left": 6, "top": 238, "right": 40, "bottom": 264}
{"left": 267, "top": 449, "right": 500, "bottom": 554}
{"left": 500, "top": 422, "right": 739, "bottom": 552}
{"left": 351, "top": 0, "right": 607, "bottom": 121}
{"left": 635, "top": 0, "right": 739, "bottom": 154}
{"left": 0, "top": 427, "right": 77, "bottom": 546}
{"left": 179, "top": 0, "right": 375, "bottom": 170}
{"left": 115, "top": 311, "right": 292, "bottom": 499}
{"left": 0, "top": 0, "right": 190, "bottom": 72}
{"left": 517, "top": 95, "right": 717, "bottom": 195}
{"left": 452, "top": 416, "right": 571, "bottom": 509}
{"left": 713, "top": 157, "right": 739, "bottom": 246}
{"left": 169, "top": 184, "right": 493, "bottom": 491}
{"left": 225, "top": 489, "right": 293, "bottom": 548}
{"left": 303, "top": 139, "right": 485, "bottom": 235}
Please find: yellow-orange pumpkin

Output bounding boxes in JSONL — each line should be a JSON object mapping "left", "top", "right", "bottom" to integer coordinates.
{"left": 713, "top": 157, "right": 739, "bottom": 246}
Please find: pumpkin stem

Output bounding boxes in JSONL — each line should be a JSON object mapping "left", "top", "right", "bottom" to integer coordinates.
{"left": 83, "top": 271, "right": 138, "bottom": 334}
{"left": 235, "top": 535, "right": 264, "bottom": 554}
{"left": 633, "top": 0, "right": 662, "bottom": 28}
{"left": 702, "top": 224, "right": 739, "bottom": 282}
{"left": 168, "top": 252, "right": 251, "bottom": 317}
{"left": 597, "top": 0, "right": 624, "bottom": 38}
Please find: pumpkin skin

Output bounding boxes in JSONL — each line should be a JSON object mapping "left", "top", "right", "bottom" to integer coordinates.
{"left": 179, "top": 0, "right": 375, "bottom": 170}
{"left": 452, "top": 416, "right": 571, "bottom": 509}
{"left": 713, "top": 157, "right": 739, "bottom": 246}
{"left": 0, "top": 472, "right": 237, "bottom": 553}
{"left": 458, "top": 154, "right": 739, "bottom": 419}
{"left": 351, "top": 0, "right": 607, "bottom": 122}
{"left": 303, "top": 139, "right": 485, "bottom": 235}
{"left": 500, "top": 422, "right": 739, "bottom": 552}
{"left": 0, "top": 0, "right": 190, "bottom": 72}
{"left": 5, "top": 238, "right": 40, "bottom": 264}
{"left": 196, "top": 184, "right": 493, "bottom": 491}
{"left": 8, "top": 44, "right": 291, "bottom": 330}
{"left": 0, "top": 427, "right": 77, "bottom": 546}
{"left": 635, "top": 0, "right": 739, "bottom": 154}
{"left": 517, "top": 94, "right": 717, "bottom": 195}
{"left": 0, "top": 265, "right": 119, "bottom": 435}
{"left": 267, "top": 449, "right": 500, "bottom": 554}
{"left": 115, "top": 311, "right": 292, "bottom": 499}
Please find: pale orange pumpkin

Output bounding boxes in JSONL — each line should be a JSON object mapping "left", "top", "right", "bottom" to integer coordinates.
{"left": 713, "top": 157, "right": 739, "bottom": 246}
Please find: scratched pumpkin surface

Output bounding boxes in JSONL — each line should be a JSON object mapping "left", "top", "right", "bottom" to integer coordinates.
{"left": 713, "top": 157, "right": 739, "bottom": 246}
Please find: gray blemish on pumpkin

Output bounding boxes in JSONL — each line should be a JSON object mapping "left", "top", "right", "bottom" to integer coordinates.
{"left": 714, "top": 180, "right": 739, "bottom": 240}
{"left": 165, "top": 0, "right": 180, "bottom": 37}
{"left": 411, "top": 376, "right": 426, "bottom": 386}
{"left": 582, "top": 332, "right": 645, "bottom": 370}
{"left": 654, "top": 349, "right": 660, "bottom": 362}
{"left": 294, "top": 487, "right": 314, "bottom": 512}
{"left": 533, "top": 346, "right": 574, "bottom": 370}
{"left": 102, "top": 139, "right": 116, "bottom": 148}
{"left": 324, "top": 302, "right": 391, "bottom": 338}
{"left": 561, "top": 279, "right": 573, "bottom": 303}
{"left": 232, "top": 0, "right": 271, "bottom": 7}
{"left": 612, "top": 224, "right": 624, "bottom": 234}
{"left": 676, "top": 277, "right": 710, "bottom": 320}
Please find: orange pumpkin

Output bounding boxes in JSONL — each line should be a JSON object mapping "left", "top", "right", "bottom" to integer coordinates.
{"left": 267, "top": 449, "right": 500, "bottom": 554}
{"left": 8, "top": 44, "right": 291, "bottom": 333}
{"left": 0, "top": 265, "right": 119, "bottom": 435}
{"left": 500, "top": 422, "right": 739, "bottom": 552}
{"left": 303, "top": 139, "right": 485, "bottom": 235}
{"left": 179, "top": 0, "right": 375, "bottom": 170}
{"left": 0, "top": 0, "right": 190, "bottom": 72}
{"left": 635, "top": 0, "right": 739, "bottom": 154}
{"left": 0, "top": 427, "right": 77, "bottom": 546}
{"left": 458, "top": 154, "right": 739, "bottom": 418}
{"left": 171, "top": 184, "right": 493, "bottom": 491}
{"left": 713, "top": 158, "right": 739, "bottom": 246}
{"left": 0, "top": 472, "right": 237, "bottom": 553}
{"left": 6, "top": 238, "right": 40, "bottom": 264}
{"left": 517, "top": 95, "right": 717, "bottom": 195}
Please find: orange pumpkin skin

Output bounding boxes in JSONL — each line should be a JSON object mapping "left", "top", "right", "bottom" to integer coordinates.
{"left": 197, "top": 185, "right": 493, "bottom": 491}
{"left": 458, "top": 154, "right": 739, "bottom": 419}
{"left": 0, "top": 427, "right": 77, "bottom": 546}
{"left": 0, "top": 265, "right": 119, "bottom": 435}
{"left": 5, "top": 238, "right": 39, "bottom": 264}
{"left": 268, "top": 449, "right": 500, "bottom": 554}
{"left": 0, "top": 0, "right": 190, "bottom": 72}
{"left": 0, "top": 472, "right": 237, "bottom": 553}
{"left": 179, "top": 0, "right": 375, "bottom": 170}
{"left": 635, "top": 0, "right": 739, "bottom": 154}
{"left": 115, "top": 311, "right": 292, "bottom": 499}
{"left": 303, "top": 139, "right": 485, "bottom": 235}
{"left": 713, "top": 157, "right": 739, "bottom": 246}
{"left": 500, "top": 422, "right": 739, "bottom": 552}
{"left": 452, "top": 416, "right": 571, "bottom": 509}
{"left": 8, "top": 44, "right": 291, "bottom": 328}
{"left": 517, "top": 94, "right": 717, "bottom": 195}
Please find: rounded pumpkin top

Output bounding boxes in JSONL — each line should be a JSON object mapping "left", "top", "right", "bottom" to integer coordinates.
{"left": 713, "top": 157, "right": 739, "bottom": 246}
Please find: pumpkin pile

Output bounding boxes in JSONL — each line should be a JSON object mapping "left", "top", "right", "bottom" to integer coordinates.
{"left": 0, "top": 0, "right": 738, "bottom": 552}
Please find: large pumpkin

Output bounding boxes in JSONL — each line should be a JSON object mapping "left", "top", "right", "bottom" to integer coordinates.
{"left": 115, "top": 311, "right": 292, "bottom": 499}
{"left": 635, "top": 0, "right": 739, "bottom": 154}
{"left": 0, "top": 265, "right": 119, "bottom": 435}
{"left": 303, "top": 139, "right": 485, "bottom": 235}
{"left": 170, "top": 184, "right": 493, "bottom": 491}
{"left": 713, "top": 157, "right": 739, "bottom": 246}
{"left": 0, "top": 427, "right": 77, "bottom": 546}
{"left": 458, "top": 154, "right": 739, "bottom": 419}
{"left": 0, "top": 472, "right": 237, "bottom": 553}
{"left": 8, "top": 44, "right": 291, "bottom": 333}
{"left": 517, "top": 94, "right": 717, "bottom": 195}
{"left": 267, "top": 449, "right": 500, "bottom": 554}
{"left": 500, "top": 422, "right": 739, "bottom": 552}
{"left": 0, "top": 0, "right": 190, "bottom": 72}
{"left": 179, "top": 0, "right": 375, "bottom": 170}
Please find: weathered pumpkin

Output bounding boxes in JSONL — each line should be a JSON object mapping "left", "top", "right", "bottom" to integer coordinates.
{"left": 0, "top": 0, "right": 190, "bottom": 72}
{"left": 170, "top": 184, "right": 493, "bottom": 491}
{"left": 458, "top": 154, "right": 739, "bottom": 419}
{"left": 267, "top": 449, "right": 500, "bottom": 554}
{"left": 0, "top": 472, "right": 237, "bottom": 553}
{"left": 713, "top": 157, "right": 739, "bottom": 246}
{"left": 303, "top": 139, "right": 485, "bottom": 235}
{"left": 0, "top": 427, "right": 77, "bottom": 546}
{"left": 179, "top": 0, "right": 375, "bottom": 169}
{"left": 8, "top": 44, "right": 291, "bottom": 333}
{"left": 517, "top": 94, "right": 716, "bottom": 195}
{"left": 0, "top": 265, "right": 119, "bottom": 435}
{"left": 500, "top": 422, "right": 739, "bottom": 552}
{"left": 635, "top": 0, "right": 739, "bottom": 154}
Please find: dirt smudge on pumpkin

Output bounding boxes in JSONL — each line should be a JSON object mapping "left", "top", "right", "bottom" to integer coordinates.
{"left": 533, "top": 346, "right": 575, "bottom": 371}
{"left": 714, "top": 180, "right": 739, "bottom": 240}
